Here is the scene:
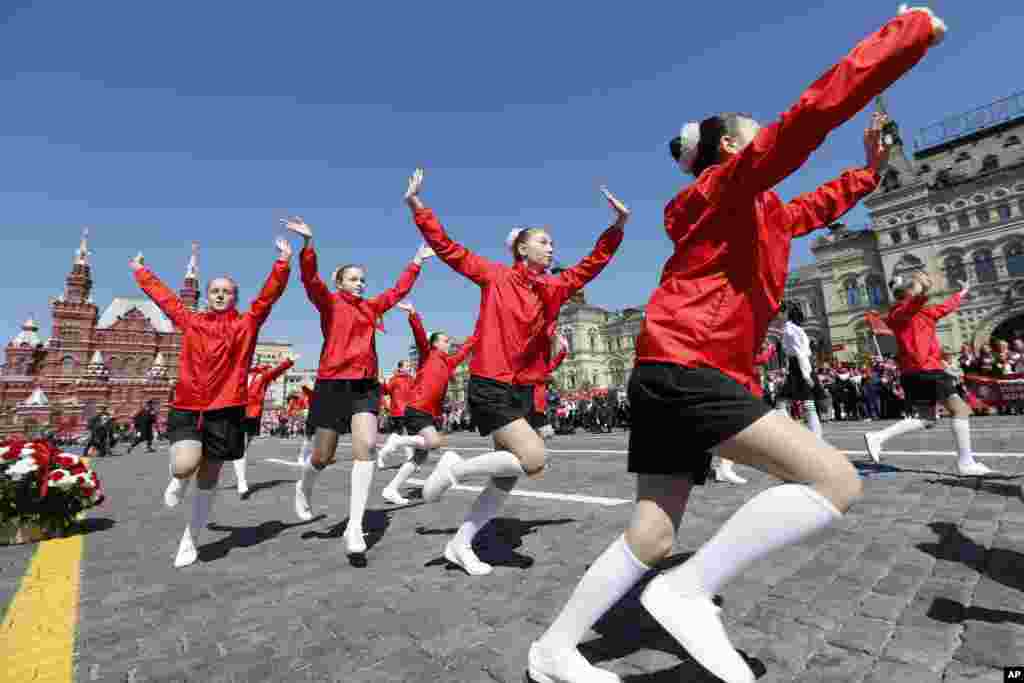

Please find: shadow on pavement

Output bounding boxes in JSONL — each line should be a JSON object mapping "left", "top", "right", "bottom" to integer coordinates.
{"left": 421, "top": 517, "right": 575, "bottom": 573}
{"left": 573, "top": 553, "right": 763, "bottom": 681}
{"left": 76, "top": 517, "right": 116, "bottom": 535}
{"left": 202, "top": 516, "right": 324, "bottom": 561}
{"left": 917, "top": 522, "right": 1024, "bottom": 594}
{"left": 926, "top": 597, "right": 1024, "bottom": 627}
{"left": 238, "top": 478, "right": 293, "bottom": 499}
{"left": 925, "top": 476, "right": 1024, "bottom": 497}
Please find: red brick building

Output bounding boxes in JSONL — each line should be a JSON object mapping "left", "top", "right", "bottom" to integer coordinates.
{"left": 0, "top": 230, "right": 200, "bottom": 437}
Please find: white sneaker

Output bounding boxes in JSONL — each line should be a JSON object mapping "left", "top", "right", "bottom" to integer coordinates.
{"left": 526, "top": 641, "right": 621, "bottom": 683}
{"left": 714, "top": 465, "right": 747, "bottom": 485}
{"left": 173, "top": 528, "right": 198, "bottom": 568}
{"left": 345, "top": 526, "right": 367, "bottom": 554}
{"left": 956, "top": 461, "right": 994, "bottom": 476}
{"left": 377, "top": 434, "right": 399, "bottom": 468}
{"left": 294, "top": 480, "right": 313, "bottom": 521}
{"left": 640, "top": 577, "right": 754, "bottom": 683}
{"left": 863, "top": 432, "right": 883, "bottom": 464}
{"left": 444, "top": 540, "right": 492, "bottom": 576}
{"left": 237, "top": 480, "right": 249, "bottom": 497}
{"left": 164, "top": 477, "right": 189, "bottom": 508}
{"left": 422, "top": 451, "right": 461, "bottom": 502}
{"left": 381, "top": 487, "right": 410, "bottom": 505}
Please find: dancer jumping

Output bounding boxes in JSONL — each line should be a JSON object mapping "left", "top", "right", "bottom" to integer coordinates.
{"left": 377, "top": 302, "right": 478, "bottom": 504}
{"left": 405, "top": 168, "right": 628, "bottom": 576}
{"left": 378, "top": 359, "right": 416, "bottom": 468}
{"left": 528, "top": 8, "right": 945, "bottom": 682}
{"left": 132, "top": 238, "right": 291, "bottom": 568}
{"left": 287, "top": 215, "right": 432, "bottom": 559}
{"left": 234, "top": 357, "right": 294, "bottom": 498}
{"left": 776, "top": 302, "right": 825, "bottom": 439}
{"left": 862, "top": 272, "right": 991, "bottom": 475}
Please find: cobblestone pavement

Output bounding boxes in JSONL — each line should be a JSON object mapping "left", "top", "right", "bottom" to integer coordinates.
{"left": 2, "top": 417, "right": 1023, "bottom": 682}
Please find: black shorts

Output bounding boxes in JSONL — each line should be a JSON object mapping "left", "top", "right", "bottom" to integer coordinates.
{"left": 166, "top": 406, "right": 246, "bottom": 461}
{"left": 901, "top": 371, "right": 957, "bottom": 405}
{"left": 528, "top": 411, "right": 549, "bottom": 430}
{"left": 627, "top": 363, "right": 772, "bottom": 484}
{"left": 242, "top": 417, "right": 261, "bottom": 436}
{"left": 389, "top": 415, "right": 407, "bottom": 434}
{"left": 468, "top": 375, "right": 533, "bottom": 437}
{"left": 404, "top": 407, "right": 437, "bottom": 435}
{"left": 307, "top": 378, "right": 380, "bottom": 434}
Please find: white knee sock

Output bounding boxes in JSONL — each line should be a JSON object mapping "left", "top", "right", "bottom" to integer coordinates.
{"left": 393, "top": 434, "right": 428, "bottom": 450}
{"left": 950, "top": 417, "right": 976, "bottom": 467}
{"left": 451, "top": 451, "right": 525, "bottom": 481}
{"left": 538, "top": 534, "right": 650, "bottom": 650}
{"left": 298, "top": 438, "right": 313, "bottom": 466}
{"left": 347, "top": 461, "right": 375, "bottom": 536}
{"left": 803, "top": 400, "right": 823, "bottom": 438}
{"left": 875, "top": 417, "right": 928, "bottom": 444}
{"left": 387, "top": 461, "right": 418, "bottom": 492}
{"left": 190, "top": 489, "right": 215, "bottom": 545}
{"left": 452, "top": 478, "right": 515, "bottom": 548}
{"left": 233, "top": 456, "right": 247, "bottom": 488}
{"left": 658, "top": 484, "right": 840, "bottom": 597}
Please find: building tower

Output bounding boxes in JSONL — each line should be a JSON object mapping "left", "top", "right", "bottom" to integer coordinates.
{"left": 180, "top": 242, "right": 200, "bottom": 310}
{"left": 50, "top": 227, "right": 100, "bottom": 372}
{"left": 875, "top": 95, "right": 916, "bottom": 190}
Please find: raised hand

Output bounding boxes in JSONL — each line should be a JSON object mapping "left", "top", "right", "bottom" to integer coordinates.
{"left": 898, "top": 4, "right": 947, "bottom": 46}
{"left": 405, "top": 168, "right": 425, "bottom": 210}
{"left": 601, "top": 186, "right": 631, "bottom": 227}
{"left": 958, "top": 279, "right": 970, "bottom": 295}
{"left": 275, "top": 237, "right": 293, "bottom": 262}
{"left": 129, "top": 252, "right": 145, "bottom": 272}
{"left": 396, "top": 301, "right": 417, "bottom": 316}
{"left": 281, "top": 215, "right": 312, "bottom": 240}
{"left": 413, "top": 243, "right": 435, "bottom": 265}
{"left": 864, "top": 112, "right": 891, "bottom": 173}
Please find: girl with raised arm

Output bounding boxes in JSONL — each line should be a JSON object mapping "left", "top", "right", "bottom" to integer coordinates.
{"left": 862, "top": 272, "right": 991, "bottom": 474}
{"left": 130, "top": 238, "right": 291, "bottom": 569}
{"left": 233, "top": 356, "right": 295, "bottom": 498}
{"left": 377, "top": 302, "right": 479, "bottom": 505}
{"left": 527, "top": 7, "right": 946, "bottom": 682}
{"left": 286, "top": 216, "right": 432, "bottom": 559}
{"left": 405, "top": 168, "right": 628, "bottom": 576}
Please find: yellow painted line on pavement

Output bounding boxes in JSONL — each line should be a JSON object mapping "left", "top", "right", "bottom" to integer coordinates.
{"left": 0, "top": 534, "right": 83, "bottom": 682}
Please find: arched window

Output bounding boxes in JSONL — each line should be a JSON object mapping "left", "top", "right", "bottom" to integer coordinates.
{"left": 890, "top": 231, "right": 903, "bottom": 245}
{"left": 845, "top": 280, "right": 861, "bottom": 307}
{"left": 974, "top": 250, "right": 997, "bottom": 283}
{"left": 981, "top": 154, "right": 1000, "bottom": 173}
{"left": 592, "top": 370, "right": 599, "bottom": 387}
{"left": 944, "top": 255, "right": 967, "bottom": 288}
{"left": 907, "top": 225, "right": 919, "bottom": 241}
{"left": 938, "top": 217, "right": 951, "bottom": 233}
{"left": 977, "top": 208, "right": 991, "bottom": 225}
{"left": 866, "top": 278, "right": 885, "bottom": 306}
{"left": 568, "top": 372, "right": 576, "bottom": 389}
{"left": 563, "top": 330, "right": 574, "bottom": 353}
{"left": 1005, "top": 242, "right": 1024, "bottom": 278}
{"left": 62, "top": 356, "right": 74, "bottom": 375}
{"left": 1005, "top": 135, "right": 1021, "bottom": 148}
{"left": 957, "top": 213, "right": 971, "bottom": 229}
{"left": 882, "top": 169, "right": 900, "bottom": 191}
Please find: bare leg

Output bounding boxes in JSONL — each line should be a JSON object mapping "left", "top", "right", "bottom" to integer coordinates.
{"left": 164, "top": 440, "right": 201, "bottom": 508}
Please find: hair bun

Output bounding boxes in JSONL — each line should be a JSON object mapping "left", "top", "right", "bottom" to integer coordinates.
{"left": 677, "top": 121, "right": 701, "bottom": 172}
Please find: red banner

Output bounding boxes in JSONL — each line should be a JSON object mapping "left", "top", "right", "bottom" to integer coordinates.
{"left": 864, "top": 311, "right": 894, "bottom": 336}
{"left": 962, "top": 373, "right": 1024, "bottom": 409}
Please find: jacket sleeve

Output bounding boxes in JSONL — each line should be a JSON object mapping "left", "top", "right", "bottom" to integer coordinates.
{"left": 786, "top": 168, "right": 881, "bottom": 237}
{"left": 448, "top": 334, "right": 478, "bottom": 370}
{"left": 552, "top": 224, "right": 625, "bottom": 300}
{"left": 370, "top": 262, "right": 421, "bottom": 314}
{"left": 248, "top": 259, "right": 291, "bottom": 325}
{"left": 923, "top": 291, "right": 965, "bottom": 321}
{"left": 264, "top": 358, "right": 294, "bottom": 384}
{"left": 547, "top": 346, "right": 568, "bottom": 373}
{"left": 134, "top": 268, "right": 194, "bottom": 330}
{"left": 413, "top": 208, "right": 497, "bottom": 286}
{"left": 299, "top": 246, "right": 333, "bottom": 313}
{"left": 409, "top": 312, "right": 431, "bottom": 365}
{"left": 693, "top": 11, "right": 933, "bottom": 206}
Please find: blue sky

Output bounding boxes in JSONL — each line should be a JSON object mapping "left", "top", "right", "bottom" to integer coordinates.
{"left": 1, "top": 1, "right": 1021, "bottom": 373}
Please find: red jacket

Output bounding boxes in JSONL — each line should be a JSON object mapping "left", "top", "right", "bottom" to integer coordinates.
{"left": 415, "top": 208, "right": 623, "bottom": 384}
{"left": 636, "top": 12, "right": 933, "bottom": 390}
{"left": 300, "top": 246, "right": 420, "bottom": 380}
{"left": 886, "top": 291, "right": 963, "bottom": 373}
{"left": 747, "top": 344, "right": 777, "bottom": 398}
{"left": 406, "top": 311, "right": 478, "bottom": 417}
{"left": 383, "top": 372, "right": 415, "bottom": 417}
{"left": 135, "top": 259, "right": 290, "bottom": 412}
{"left": 246, "top": 358, "right": 295, "bottom": 418}
{"left": 533, "top": 346, "right": 568, "bottom": 413}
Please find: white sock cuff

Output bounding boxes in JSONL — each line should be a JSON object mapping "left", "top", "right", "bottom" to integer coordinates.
{"left": 792, "top": 484, "right": 842, "bottom": 519}
{"left": 952, "top": 417, "right": 970, "bottom": 425}
{"left": 618, "top": 534, "right": 653, "bottom": 572}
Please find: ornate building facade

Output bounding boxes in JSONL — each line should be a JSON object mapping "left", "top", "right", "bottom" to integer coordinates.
{"left": 0, "top": 231, "right": 198, "bottom": 436}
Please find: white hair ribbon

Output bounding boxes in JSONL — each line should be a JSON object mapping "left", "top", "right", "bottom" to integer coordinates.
{"left": 506, "top": 228, "right": 525, "bottom": 249}
{"left": 677, "top": 121, "right": 701, "bottom": 173}
{"left": 890, "top": 274, "right": 905, "bottom": 289}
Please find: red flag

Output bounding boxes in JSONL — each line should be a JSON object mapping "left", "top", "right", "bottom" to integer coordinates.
{"left": 864, "top": 311, "right": 893, "bottom": 336}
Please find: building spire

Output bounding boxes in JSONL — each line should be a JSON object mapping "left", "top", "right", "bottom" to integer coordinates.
{"left": 74, "top": 226, "right": 91, "bottom": 266}
{"left": 874, "top": 95, "right": 915, "bottom": 189}
{"left": 185, "top": 241, "right": 199, "bottom": 280}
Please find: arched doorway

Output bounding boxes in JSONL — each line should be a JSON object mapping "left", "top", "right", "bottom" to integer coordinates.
{"left": 992, "top": 313, "right": 1024, "bottom": 343}
{"left": 974, "top": 304, "right": 1024, "bottom": 349}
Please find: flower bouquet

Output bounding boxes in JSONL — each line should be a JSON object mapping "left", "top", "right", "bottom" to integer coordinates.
{"left": 0, "top": 438, "right": 105, "bottom": 544}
